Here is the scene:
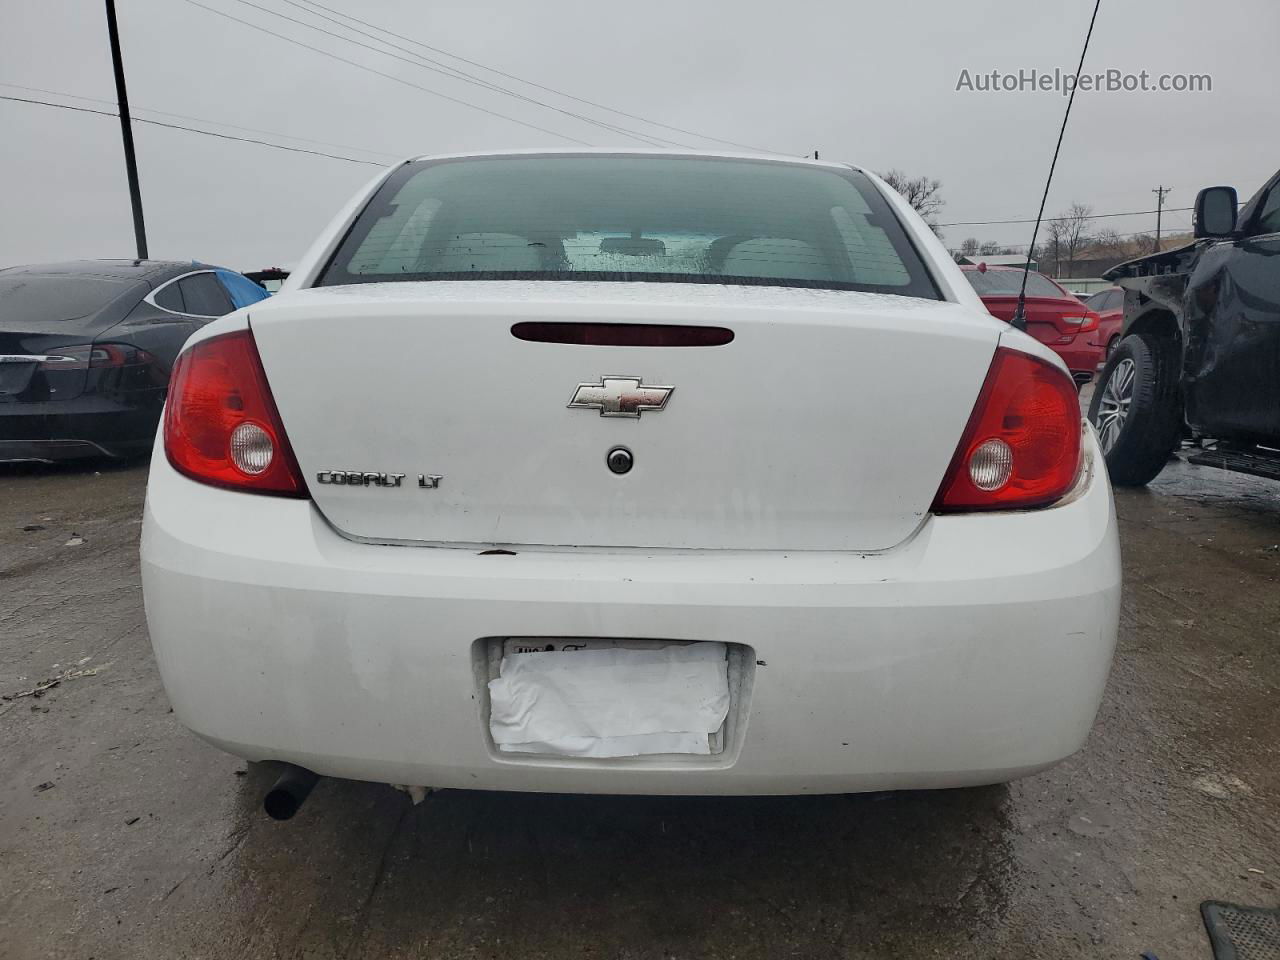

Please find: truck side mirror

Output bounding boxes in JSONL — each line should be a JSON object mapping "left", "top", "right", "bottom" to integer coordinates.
{"left": 1194, "top": 186, "right": 1238, "bottom": 238}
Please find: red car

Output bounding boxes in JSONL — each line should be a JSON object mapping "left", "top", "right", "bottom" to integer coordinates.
{"left": 960, "top": 264, "right": 1103, "bottom": 386}
{"left": 1083, "top": 286, "right": 1124, "bottom": 361}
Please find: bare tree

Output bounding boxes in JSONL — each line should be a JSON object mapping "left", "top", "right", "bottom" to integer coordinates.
{"left": 1129, "top": 232, "right": 1156, "bottom": 255}
{"left": 1045, "top": 221, "right": 1065, "bottom": 275}
{"left": 959, "top": 236, "right": 980, "bottom": 257}
{"left": 978, "top": 240, "right": 1002, "bottom": 256}
{"left": 1088, "top": 228, "right": 1129, "bottom": 259}
{"left": 880, "top": 170, "right": 945, "bottom": 232}
{"left": 1046, "top": 203, "right": 1094, "bottom": 276}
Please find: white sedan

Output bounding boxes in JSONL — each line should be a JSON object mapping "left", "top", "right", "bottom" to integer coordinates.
{"left": 141, "top": 150, "right": 1119, "bottom": 811}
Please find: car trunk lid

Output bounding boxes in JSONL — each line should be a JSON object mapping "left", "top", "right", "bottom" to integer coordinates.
{"left": 250, "top": 282, "right": 1001, "bottom": 552}
{"left": 979, "top": 295, "right": 1092, "bottom": 347}
{"left": 0, "top": 276, "right": 145, "bottom": 403}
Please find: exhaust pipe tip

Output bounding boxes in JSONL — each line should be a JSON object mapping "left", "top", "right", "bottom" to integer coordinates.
{"left": 263, "top": 764, "right": 319, "bottom": 820}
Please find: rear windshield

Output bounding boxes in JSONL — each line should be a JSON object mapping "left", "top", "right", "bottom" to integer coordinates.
{"left": 318, "top": 155, "right": 940, "bottom": 299}
{"left": 1086, "top": 289, "right": 1120, "bottom": 311}
{"left": 0, "top": 274, "right": 133, "bottom": 324}
{"left": 964, "top": 269, "right": 1066, "bottom": 299}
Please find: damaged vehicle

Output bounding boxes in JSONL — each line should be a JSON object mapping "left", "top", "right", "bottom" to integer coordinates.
{"left": 1089, "top": 171, "right": 1280, "bottom": 485}
{"left": 141, "top": 150, "right": 1120, "bottom": 815}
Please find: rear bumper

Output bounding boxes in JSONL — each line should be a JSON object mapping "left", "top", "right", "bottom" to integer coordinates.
{"left": 1050, "top": 341, "right": 1104, "bottom": 380}
{"left": 0, "top": 438, "right": 118, "bottom": 463}
{"left": 141, "top": 434, "right": 1121, "bottom": 796}
{"left": 0, "top": 389, "right": 164, "bottom": 460}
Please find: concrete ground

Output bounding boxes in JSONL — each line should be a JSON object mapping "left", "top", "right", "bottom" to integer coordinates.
{"left": 1, "top": 454, "right": 1277, "bottom": 960}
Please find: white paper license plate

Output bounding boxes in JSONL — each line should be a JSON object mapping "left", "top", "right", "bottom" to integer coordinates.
{"left": 488, "top": 640, "right": 730, "bottom": 758}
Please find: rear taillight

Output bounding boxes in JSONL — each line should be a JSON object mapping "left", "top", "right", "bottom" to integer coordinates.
{"left": 38, "top": 344, "right": 153, "bottom": 370}
{"left": 932, "top": 347, "right": 1082, "bottom": 513}
{"left": 1061, "top": 312, "right": 1101, "bottom": 334}
{"left": 164, "top": 329, "right": 307, "bottom": 497}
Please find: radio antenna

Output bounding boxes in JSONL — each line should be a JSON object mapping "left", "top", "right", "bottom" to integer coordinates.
{"left": 1012, "top": 0, "right": 1103, "bottom": 331}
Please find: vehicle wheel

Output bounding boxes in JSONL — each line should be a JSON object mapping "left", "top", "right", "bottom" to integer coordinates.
{"left": 1106, "top": 335, "right": 1120, "bottom": 361}
{"left": 1088, "top": 333, "right": 1182, "bottom": 486}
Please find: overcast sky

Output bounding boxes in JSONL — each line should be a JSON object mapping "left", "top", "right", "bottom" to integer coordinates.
{"left": 3, "top": 0, "right": 1277, "bottom": 270}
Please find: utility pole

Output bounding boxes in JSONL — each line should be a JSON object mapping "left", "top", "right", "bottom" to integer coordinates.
{"left": 105, "top": 0, "right": 148, "bottom": 260}
{"left": 1152, "top": 185, "right": 1172, "bottom": 253}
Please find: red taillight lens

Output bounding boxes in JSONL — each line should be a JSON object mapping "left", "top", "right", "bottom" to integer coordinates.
{"left": 1075, "top": 311, "right": 1100, "bottom": 333}
{"left": 1058, "top": 312, "right": 1100, "bottom": 335}
{"left": 511, "top": 322, "right": 735, "bottom": 347}
{"left": 932, "top": 347, "right": 1082, "bottom": 512}
{"left": 164, "top": 329, "right": 307, "bottom": 497}
{"left": 38, "top": 343, "right": 149, "bottom": 370}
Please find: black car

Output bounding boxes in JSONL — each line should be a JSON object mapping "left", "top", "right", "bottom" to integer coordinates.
{"left": 1088, "top": 170, "right": 1280, "bottom": 485}
{"left": 0, "top": 260, "right": 270, "bottom": 463}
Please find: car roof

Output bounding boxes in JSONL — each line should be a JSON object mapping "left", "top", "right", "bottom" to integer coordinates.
{"left": 0, "top": 260, "right": 218, "bottom": 284}
{"left": 404, "top": 147, "right": 857, "bottom": 173}
{"left": 957, "top": 264, "right": 1032, "bottom": 272}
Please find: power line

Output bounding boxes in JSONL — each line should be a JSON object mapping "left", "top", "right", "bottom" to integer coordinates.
{"left": 182, "top": 0, "right": 596, "bottom": 146}
{"left": 962, "top": 220, "right": 1192, "bottom": 250}
{"left": 226, "top": 0, "right": 665, "bottom": 147}
{"left": 288, "top": 0, "right": 784, "bottom": 155}
{"left": 238, "top": 0, "right": 688, "bottom": 148}
{"left": 0, "top": 81, "right": 402, "bottom": 160}
{"left": 939, "top": 205, "right": 1195, "bottom": 229}
{"left": 230, "top": 0, "right": 674, "bottom": 147}
{"left": 967, "top": 223, "right": 1192, "bottom": 255}
{"left": 0, "top": 93, "right": 384, "bottom": 165}
{"left": 8, "top": 86, "right": 1203, "bottom": 249}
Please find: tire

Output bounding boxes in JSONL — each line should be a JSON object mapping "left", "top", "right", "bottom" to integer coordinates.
{"left": 1105, "top": 335, "right": 1120, "bottom": 361}
{"left": 1088, "top": 333, "right": 1183, "bottom": 486}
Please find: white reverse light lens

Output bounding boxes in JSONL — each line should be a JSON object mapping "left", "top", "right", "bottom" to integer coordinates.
{"left": 968, "top": 438, "right": 1013, "bottom": 491}
{"left": 230, "top": 421, "right": 274, "bottom": 475}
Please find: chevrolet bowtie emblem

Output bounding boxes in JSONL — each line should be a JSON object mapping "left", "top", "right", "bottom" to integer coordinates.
{"left": 567, "top": 376, "right": 674, "bottom": 418}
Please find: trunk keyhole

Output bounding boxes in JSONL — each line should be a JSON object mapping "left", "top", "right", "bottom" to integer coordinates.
{"left": 606, "top": 446, "right": 633, "bottom": 475}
